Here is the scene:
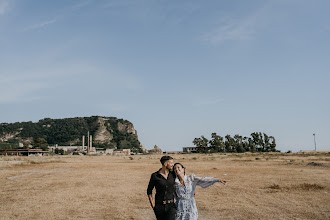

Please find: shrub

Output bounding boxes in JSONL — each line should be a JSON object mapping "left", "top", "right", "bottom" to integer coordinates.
{"left": 268, "top": 184, "right": 280, "bottom": 189}
{"left": 307, "top": 162, "right": 325, "bottom": 167}
{"left": 54, "top": 148, "right": 64, "bottom": 155}
{"left": 295, "top": 183, "right": 325, "bottom": 190}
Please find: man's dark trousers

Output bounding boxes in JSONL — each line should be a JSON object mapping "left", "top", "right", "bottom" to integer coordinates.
{"left": 153, "top": 203, "right": 176, "bottom": 220}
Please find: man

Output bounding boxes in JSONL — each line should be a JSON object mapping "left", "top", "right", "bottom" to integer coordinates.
{"left": 147, "top": 156, "right": 176, "bottom": 220}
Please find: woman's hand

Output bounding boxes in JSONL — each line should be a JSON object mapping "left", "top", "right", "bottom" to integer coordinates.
{"left": 220, "top": 179, "right": 228, "bottom": 185}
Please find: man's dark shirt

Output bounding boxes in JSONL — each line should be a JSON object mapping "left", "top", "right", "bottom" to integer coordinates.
{"left": 147, "top": 169, "right": 175, "bottom": 204}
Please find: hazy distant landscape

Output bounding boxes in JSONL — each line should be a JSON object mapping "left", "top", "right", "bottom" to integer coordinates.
{"left": 1, "top": 152, "right": 329, "bottom": 219}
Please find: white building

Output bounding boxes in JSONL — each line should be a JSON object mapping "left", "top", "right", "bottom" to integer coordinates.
{"left": 183, "top": 147, "right": 198, "bottom": 153}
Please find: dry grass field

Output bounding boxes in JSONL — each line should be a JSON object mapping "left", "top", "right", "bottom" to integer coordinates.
{"left": 1, "top": 152, "right": 329, "bottom": 220}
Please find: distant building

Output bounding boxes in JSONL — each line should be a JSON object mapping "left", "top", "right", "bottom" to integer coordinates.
{"left": 0, "top": 149, "right": 48, "bottom": 156}
{"left": 49, "top": 145, "right": 80, "bottom": 152}
{"left": 105, "top": 149, "right": 114, "bottom": 155}
{"left": 163, "top": 151, "right": 182, "bottom": 154}
{"left": 183, "top": 147, "right": 197, "bottom": 153}
{"left": 113, "top": 149, "right": 131, "bottom": 156}
{"left": 96, "top": 149, "right": 131, "bottom": 156}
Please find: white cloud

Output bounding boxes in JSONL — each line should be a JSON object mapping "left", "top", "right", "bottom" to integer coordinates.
{"left": 0, "top": 63, "right": 89, "bottom": 104}
{"left": 71, "top": 0, "right": 93, "bottom": 11}
{"left": 0, "top": 0, "right": 9, "bottom": 15}
{"left": 202, "top": 17, "right": 256, "bottom": 44}
{"left": 25, "top": 19, "right": 57, "bottom": 31}
{"left": 201, "top": 2, "right": 274, "bottom": 44}
{"left": 0, "top": 71, "right": 57, "bottom": 104}
{"left": 0, "top": 61, "right": 143, "bottom": 104}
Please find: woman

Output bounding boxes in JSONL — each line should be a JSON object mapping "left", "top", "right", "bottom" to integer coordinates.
{"left": 173, "top": 163, "right": 227, "bottom": 220}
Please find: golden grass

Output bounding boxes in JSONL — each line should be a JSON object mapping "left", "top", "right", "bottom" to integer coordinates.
{"left": 0, "top": 153, "right": 329, "bottom": 219}
{"left": 0, "top": 156, "right": 65, "bottom": 167}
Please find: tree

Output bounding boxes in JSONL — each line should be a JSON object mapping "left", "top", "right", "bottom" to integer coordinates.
{"left": 193, "top": 132, "right": 277, "bottom": 153}
{"left": 263, "top": 133, "right": 270, "bottom": 152}
{"left": 242, "top": 136, "right": 249, "bottom": 152}
{"left": 269, "top": 136, "right": 276, "bottom": 152}
{"left": 248, "top": 137, "right": 256, "bottom": 152}
{"left": 209, "top": 133, "right": 225, "bottom": 152}
{"left": 54, "top": 148, "right": 64, "bottom": 155}
{"left": 193, "top": 136, "right": 209, "bottom": 153}
{"left": 234, "top": 134, "right": 245, "bottom": 153}
{"left": 23, "top": 142, "right": 30, "bottom": 149}
{"left": 251, "top": 132, "right": 263, "bottom": 152}
{"left": 225, "top": 135, "right": 235, "bottom": 153}
{"left": 258, "top": 132, "right": 264, "bottom": 151}
{"left": 33, "top": 137, "right": 48, "bottom": 151}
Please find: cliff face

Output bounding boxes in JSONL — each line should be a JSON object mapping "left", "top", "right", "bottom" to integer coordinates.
{"left": 0, "top": 131, "right": 20, "bottom": 142}
{"left": 0, "top": 116, "right": 143, "bottom": 153}
{"left": 94, "top": 117, "right": 113, "bottom": 144}
{"left": 117, "top": 121, "right": 137, "bottom": 135}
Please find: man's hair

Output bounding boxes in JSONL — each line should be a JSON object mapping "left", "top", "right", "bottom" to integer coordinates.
{"left": 160, "top": 156, "right": 173, "bottom": 165}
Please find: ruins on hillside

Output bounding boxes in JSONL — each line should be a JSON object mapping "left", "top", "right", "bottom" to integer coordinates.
{"left": 148, "top": 145, "right": 163, "bottom": 154}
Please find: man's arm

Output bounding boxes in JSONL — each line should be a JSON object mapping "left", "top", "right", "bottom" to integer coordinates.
{"left": 147, "top": 194, "right": 154, "bottom": 209}
{"left": 147, "top": 173, "right": 155, "bottom": 209}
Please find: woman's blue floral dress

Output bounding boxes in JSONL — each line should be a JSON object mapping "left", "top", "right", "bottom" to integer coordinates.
{"left": 174, "top": 173, "right": 219, "bottom": 220}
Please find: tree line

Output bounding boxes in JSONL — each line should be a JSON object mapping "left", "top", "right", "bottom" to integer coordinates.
{"left": 193, "top": 132, "right": 277, "bottom": 153}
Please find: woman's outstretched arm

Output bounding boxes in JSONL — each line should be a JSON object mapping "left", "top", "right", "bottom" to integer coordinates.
{"left": 192, "top": 173, "right": 227, "bottom": 188}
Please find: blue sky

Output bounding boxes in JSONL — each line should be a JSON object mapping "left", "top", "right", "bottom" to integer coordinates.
{"left": 1, "top": 0, "right": 329, "bottom": 152}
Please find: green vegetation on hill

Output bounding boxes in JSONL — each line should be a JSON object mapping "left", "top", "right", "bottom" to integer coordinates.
{"left": 0, "top": 116, "right": 143, "bottom": 153}
{"left": 0, "top": 139, "right": 19, "bottom": 149}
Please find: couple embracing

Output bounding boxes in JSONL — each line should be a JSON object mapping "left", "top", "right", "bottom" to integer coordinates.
{"left": 147, "top": 156, "right": 227, "bottom": 220}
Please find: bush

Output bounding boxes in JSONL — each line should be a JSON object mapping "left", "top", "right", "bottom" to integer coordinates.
{"left": 294, "top": 183, "right": 325, "bottom": 190}
{"left": 268, "top": 184, "right": 280, "bottom": 189}
{"left": 54, "top": 148, "right": 64, "bottom": 155}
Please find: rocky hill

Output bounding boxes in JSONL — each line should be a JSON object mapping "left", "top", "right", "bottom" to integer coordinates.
{"left": 0, "top": 116, "right": 144, "bottom": 153}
